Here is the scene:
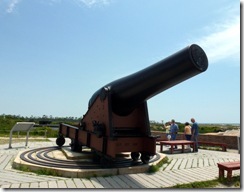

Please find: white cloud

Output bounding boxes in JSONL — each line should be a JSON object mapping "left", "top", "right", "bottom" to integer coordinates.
{"left": 191, "top": 4, "right": 240, "bottom": 65}
{"left": 73, "top": 0, "right": 111, "bottom": 8}
{"left": 197, "top": 16, "right": 240, "bottom": 64}
{"left": 3, "top": 0, "right": 111, "bottom": 13}
{"left": 6, "top": 0, "right": 21, "bottom": 13}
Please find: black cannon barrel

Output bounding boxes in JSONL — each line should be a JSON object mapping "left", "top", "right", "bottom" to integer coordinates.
{"left": 89, "top": 44, "right": 208, "bottom": 116}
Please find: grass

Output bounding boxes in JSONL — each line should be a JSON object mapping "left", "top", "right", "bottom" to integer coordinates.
{"left": 171, "top": 180, "right": 219, "bottom": 188}
{"left": 0, "top": 137, "right": 50, "bottom": 145}
{"left": 169, "top": 176, "right": 240, "bottom": 188}
{"left": 15, "top": 164, "right": 59, "bottom": 177}
{"left": 148, "top": 156, "right": 169, "bottom": 173}
{"left": 218, "top": 175, "right": 240, "bottom": 187}
{"left": 35, "top": 168, "right": 59, "bottom": 176}
{"left": 198, "top": 146, "right": 223, "bottom": 151}
{"left": 16, "top": 164, "right": 30, "bottom": 172}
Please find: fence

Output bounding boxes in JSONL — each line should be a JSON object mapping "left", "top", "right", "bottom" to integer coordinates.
{"left": 0, "top": 127, "right": 58, "bottom": 138}
{"left": 152, "top": 131, "right": 239, "bottom": 149}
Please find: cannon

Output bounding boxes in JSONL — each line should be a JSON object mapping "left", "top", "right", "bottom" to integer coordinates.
{"left": 56, "top": 44, "right": 208, "bottom": 167}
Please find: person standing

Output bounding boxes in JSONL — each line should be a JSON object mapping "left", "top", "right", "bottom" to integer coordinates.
{"left": 184, "top": 122, "right": 192, "bottom": 149}
{"left": 165, "top": 122, "right": 171, "bottom": 141}
{"left": 184, "top": 122, "right": 192, "bottom": 141}
{"left": 191, "top": 118, "right": 199, "bottom": 152}
{"left": 170, "top": 119, "right": 179, "bottom": 140}
{"left": 170, "top": 119, "right": 179, "bottom": 148}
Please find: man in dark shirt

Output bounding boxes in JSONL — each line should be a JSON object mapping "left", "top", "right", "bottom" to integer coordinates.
{"left": 191, "top": 118, "right": 199, "bottom": 152}
{"left": 170, "top": 119, "right": 179, "bottom": 149}
{"left": 170, "top": 119, "right": 179, "bottom": 140}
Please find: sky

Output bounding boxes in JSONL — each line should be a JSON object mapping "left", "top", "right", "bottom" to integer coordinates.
{"left": 0, "top": 0, "right": 241, "bottom": 124}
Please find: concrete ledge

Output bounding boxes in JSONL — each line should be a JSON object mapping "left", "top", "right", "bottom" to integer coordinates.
{"left": 12, "top": 148, "right": 166, "bottom": 178}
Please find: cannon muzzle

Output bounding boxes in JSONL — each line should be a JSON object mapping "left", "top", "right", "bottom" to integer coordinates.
{"left": 89, "top": 44, "right": 208, "bottom": 116}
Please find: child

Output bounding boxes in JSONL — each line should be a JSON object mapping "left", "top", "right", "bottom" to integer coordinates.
{"left": 165, "top": 122, "right": 171, "bottom": 141}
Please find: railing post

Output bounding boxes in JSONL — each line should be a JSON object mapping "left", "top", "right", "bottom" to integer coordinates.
{"left": 25, "top": 131, "right": 30, "bottom": 147}
{"left": 9, "top": 130, "right": 13, "bottom": 148}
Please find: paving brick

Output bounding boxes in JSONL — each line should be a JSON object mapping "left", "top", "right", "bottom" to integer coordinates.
{"left": 151, "top": 172, "right": 175, "bottom": 187}
{"left": 163, "top": 171, "right": 186, "bottom": 185}
{"left": 213, "top": 158, "right": 219, "bottom": 165}
{"left": 39, "top": 181, "right": 48, "bottom": 188}
{"left": 95, "top": 177, "right": 113, "bottom": 188}
{"left": 90, "top": 177, "right": 104, "bottom": 188}
{"left": 181, "top": 170, "right": 211, "bottom": 182}
{"left": 192, "top": 158, "right": 198, "bottom": 168}
{"left": 103, "top": 176, "right": 122, "bottom": 188}
{"left": 198, "top": 158, "right": 204, "bottom": 167}
{"left": 0, "top": 171, "right": 51, "bottom": 184}
{"left": 172, "top": 158, "right": 183, "bottom": 170}
{"left": 82, "top": 178, "right": 96, "bottom": 188}
{"left": 179, "top": 158, "right": 188, "bottom": 169}
{"left": 164, "top": 158, "right": 177, "bottom": 171}
{"left": 73, "top": 178, "right": 85, "bottom": 188}
{"left": 135, "top": 173, "right": 163, "bottom": 188}
{"left": 110, "top": 175, "right": 129, "bottom": 188}
{"left": 185, "top": 167, "right": 218, "bottom": 181}
{"left": 0, "top": 181, "right": 10, "bottom": 186}
{"left": 48, "top": 180, "right": 58, "bottom": 188}
{"left": 0, "top": 155, "right": 13, "bottom": 169}
{"left": 0, "top": 184, "right": 11, "bottom": 188}
{"left": 117, "top": 175, "right": 143, "bottom": 188}
{"left": 20, "top": 183, "right": 30, "bottom": 188}
{"left": 10, "top": 183, "right": 20, "bottom": 188}
{"left": 65, "top": 179, "right": 77, "bottom": 188}
{"left": 128, "top": 174, "right": 156, "bottom": 188}
{"left": 30, "top": 182, "right": 39, "bottom": 188}
{"left": 173, "top": 169, "right": 200, "bottom": 183}
{"left": 145, "top": 173, "right": 165, "bottom": 188}
{"left": 209, "top": 159, "right": 215, "bottom": 166}
{"left": 185, "top": 158, "right": 193, "bottom": 169}
{"left": 57, "top": 180, "right": 67, "bottom": 188}
{"left": 203, "top": 158, "right": 209, "bottom": 166}
{"left": 0, "top": 155, "right": 7, "bottom": 165}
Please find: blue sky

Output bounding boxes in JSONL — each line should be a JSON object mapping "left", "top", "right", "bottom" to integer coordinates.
{"left": 0, "top": 0, "right": 241, "bottom": 124}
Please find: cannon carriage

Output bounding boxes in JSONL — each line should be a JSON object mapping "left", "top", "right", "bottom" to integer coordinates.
{"left": 56, "top": 44, "right": 208, "bottom": 167}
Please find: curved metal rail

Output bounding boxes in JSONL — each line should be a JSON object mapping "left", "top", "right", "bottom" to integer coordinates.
{"left": 20, "top": 146, "right": 161, "bottom": 169}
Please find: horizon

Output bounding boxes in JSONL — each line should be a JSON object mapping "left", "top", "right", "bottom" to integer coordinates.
{"left": 0, "top": 113, "right": 240, "bottom": 126}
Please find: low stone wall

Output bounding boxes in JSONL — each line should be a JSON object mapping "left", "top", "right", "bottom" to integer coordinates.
{"left": 152, "top": 131, "right": 239, "bottom": 149}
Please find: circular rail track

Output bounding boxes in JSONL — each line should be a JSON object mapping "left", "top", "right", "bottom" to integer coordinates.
{"left": 20, "top": 146, "right": 161, "bottom": 169}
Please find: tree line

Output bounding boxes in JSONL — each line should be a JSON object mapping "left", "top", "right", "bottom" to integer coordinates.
{"left": 1, "top": 114, "right": 239, "bottom": 135}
